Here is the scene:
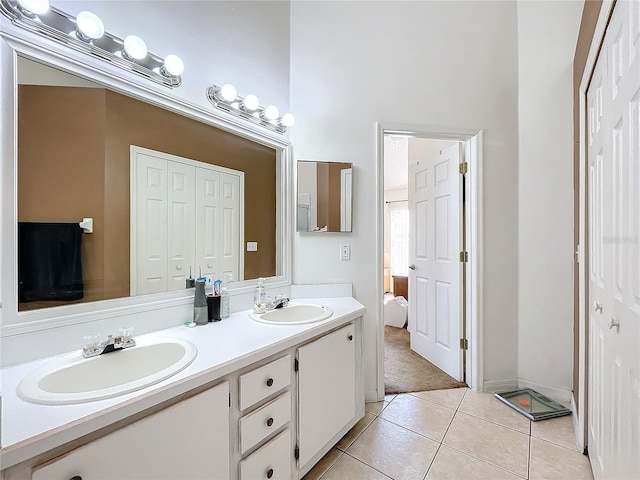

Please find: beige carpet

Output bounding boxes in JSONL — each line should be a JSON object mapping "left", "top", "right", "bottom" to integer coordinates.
{"left": 385, "top": 325, "right": 466, "bottom": 394}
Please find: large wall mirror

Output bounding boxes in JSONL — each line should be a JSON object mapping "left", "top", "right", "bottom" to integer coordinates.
{"left": 297, "top": 161, "right": 352, "bottom": 233}
{"left": 1, "top": 38, "right": 290, "bottom": 327}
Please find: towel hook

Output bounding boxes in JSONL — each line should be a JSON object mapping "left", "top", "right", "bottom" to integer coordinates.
{"left": 79, "top": 218, "right": 93, "bottom": 234}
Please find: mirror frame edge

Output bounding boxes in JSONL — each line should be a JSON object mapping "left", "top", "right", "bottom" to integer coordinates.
{"left": 0, "top": 31, "right": 292, "bottom": 335}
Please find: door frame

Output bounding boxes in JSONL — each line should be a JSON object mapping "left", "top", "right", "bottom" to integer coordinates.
{"left": 375, "top": 122, "right": 484, "bottom": 398}
{"left": 576, "top": 0, "right": 615, "bottom": 455}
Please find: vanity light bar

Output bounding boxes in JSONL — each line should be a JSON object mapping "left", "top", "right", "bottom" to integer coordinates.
{"left": 206, "top": 84, "right": 295, "bottom": 134}
{"left": 0, "top": 0, "right": 183, "bottom": 88}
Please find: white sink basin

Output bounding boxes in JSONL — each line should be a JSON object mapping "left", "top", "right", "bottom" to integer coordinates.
{"left": 17, "top": 337, "right": 197, "bottom": 405}
{"left": 250, "top": 303, "right": 332, "bottom": 325}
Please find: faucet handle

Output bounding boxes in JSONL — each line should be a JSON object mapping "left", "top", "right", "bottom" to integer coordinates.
{"left": 83, "top": 333, "right": 99, "bottom": 351}
{"left": 118, "top": 326, "right": 133, "bottom": 341}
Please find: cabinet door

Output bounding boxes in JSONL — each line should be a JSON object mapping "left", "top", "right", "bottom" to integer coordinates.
{"left": 33, "top": 382, "right": 230, "bottom": 480}
{"left": 298, "top": 324, "right": 356, "bottom": 468}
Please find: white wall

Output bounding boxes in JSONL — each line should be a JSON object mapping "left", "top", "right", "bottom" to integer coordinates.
{"left": 291, "top": 1, "right": 520, "bottom": 398}
{"left": 516, "top": 1, "right": 583, "bottom": 400}
{"left": 52, "top": 0, "right": 291, "bottom": 113}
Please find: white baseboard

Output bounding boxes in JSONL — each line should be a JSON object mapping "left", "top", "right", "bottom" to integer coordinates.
{"left": 483, "top": 379, "right": 518, "bottom": 393}
{"left": 365, "top": 389, "right": 381, "bottom": 403}
{"left": 517, "top": 378, "right": 573, "bottom": 404}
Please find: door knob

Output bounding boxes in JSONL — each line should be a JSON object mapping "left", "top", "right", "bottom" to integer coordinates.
{"left": 409, "top": 264, "right": 416, "bottom": 270}
{"left": 609, "top": 317, "right": 620, "bottom": 329}
{"left": 176, "top": 264, "right": 183, "bottom": 270}
{"left": 594, "top": 301, "right": 603, "bottom": 313}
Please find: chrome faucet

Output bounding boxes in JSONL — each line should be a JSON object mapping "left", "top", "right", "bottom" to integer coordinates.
{"left": 83, "top": 327, "right": 135, "bottom": 358}
{"left": 267, "top": 295, "right": 290, "bottom": 310}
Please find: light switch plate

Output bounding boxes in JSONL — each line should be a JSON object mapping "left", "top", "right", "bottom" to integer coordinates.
{"left": 247, "top": 242, "right": 258, "bottom": 252}
{"left": 340, "top": 244, "right": 351, "bottom": 261}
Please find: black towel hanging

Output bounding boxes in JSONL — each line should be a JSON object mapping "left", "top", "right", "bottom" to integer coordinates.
{"left": 18, "top": 222, "right": 84, "bottom": 302}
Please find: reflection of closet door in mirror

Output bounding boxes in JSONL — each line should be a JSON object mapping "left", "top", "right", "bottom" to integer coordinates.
{"left": 131, "top": 147, "right": 243, "bottom": 294}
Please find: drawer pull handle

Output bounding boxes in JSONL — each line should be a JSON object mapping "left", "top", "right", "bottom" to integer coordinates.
{"left": 348, "top": 334, "right": 353, "bottom": 341}
{"left": 266, "top": 468, "right": 274, "bottom": 479}
{"left": 266, "top": 378, "right": 274, "bottom": 387}
{"left": 70, "top": 477, "right": 83, "bottom": 480}
{"left": 267, "top": 417, "right": 274, "bottom": 427}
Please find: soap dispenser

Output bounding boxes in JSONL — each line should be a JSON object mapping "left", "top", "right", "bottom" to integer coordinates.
{"left": 254, "top": 278, "right": 266, "bottom": 313}
{"left": 193, "top": 279, "right": 208, "bottom": 325}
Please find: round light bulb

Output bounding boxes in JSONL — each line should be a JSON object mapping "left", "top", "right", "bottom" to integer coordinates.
{"left": 263, "top": 105, "right": 279, "bottom": 121}
{"left": 123, "top": 35, "right": 147, "bottom": 60}
{"left": 219, "top": 84, "right": 237, "bottom": 103}
{"left": 242, "top": 94, "right": 260, "bottom": 112}
{"left": 281, "top": 113, "right": 296, "bottom": 127}
{"left": 17, "top": 0, "right": 49, "bottom": 15}
{"left": 162, "top": 54, "right": 184, "bottom": 76}
{"left": 76, "top": 11, "right": 104, "bottom": 40}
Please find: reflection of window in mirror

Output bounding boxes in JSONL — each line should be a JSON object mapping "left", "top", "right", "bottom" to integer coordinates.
{"left": 16, "top": 57, "right": 279, "bottom": 311}
{"left": 297, "top": 161, "right": 352, "bottom": 233}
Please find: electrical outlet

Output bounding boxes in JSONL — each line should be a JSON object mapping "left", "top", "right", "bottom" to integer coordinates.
{"left": 340, "top": 244, "right": 351, "bottom": 261}
{"left": 247, "top": 241, "right": 258, "bottom": 252}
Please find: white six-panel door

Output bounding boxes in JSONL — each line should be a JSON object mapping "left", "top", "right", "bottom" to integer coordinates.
{"left": 587, "top": 1, "right": 640, "bottom": 478}
{"left": 132, "top": 147, "right": 244, "bottom": 294}
{"left": 408, "top": 143, "right": 462, "bottom": 380}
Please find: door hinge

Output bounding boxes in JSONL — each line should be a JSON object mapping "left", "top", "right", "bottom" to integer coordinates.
{"left": 459, "top": 251, "right": 468, "bottom": 263}
{"left": 294, "top": 358, "right": 299, "bottom": 372}
{"left": 460, "top": 338, "right": 468, "bottom": 350}
{"left": 459, "top": 162, "right": 468, "bottom": 175}
{"left": 294, "top": 445, "right": 300, "bottom": 460}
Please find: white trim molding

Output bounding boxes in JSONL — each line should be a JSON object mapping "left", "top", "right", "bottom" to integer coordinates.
{"left": 375, "top": 122, "right": 484, "bottom": 400}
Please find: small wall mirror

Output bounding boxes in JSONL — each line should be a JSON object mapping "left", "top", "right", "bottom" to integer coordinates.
{"left": 297, "top": 161, "right": 352, "bottom": 232}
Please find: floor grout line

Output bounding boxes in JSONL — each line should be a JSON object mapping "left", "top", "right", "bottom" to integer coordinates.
{"left": 321, "top": 389, "right": 585, "bottom": 480}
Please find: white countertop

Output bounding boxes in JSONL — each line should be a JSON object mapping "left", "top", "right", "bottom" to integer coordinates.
{"left": 0, "top": 297, "right": 365, "bottom": 469}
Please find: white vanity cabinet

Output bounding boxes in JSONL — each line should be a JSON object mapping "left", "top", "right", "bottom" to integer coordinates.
{"left": 297, "top": 323, "right": 360, "bottom": 473}
{"left": 2, "top": 313, "right": 365, "bottom": 480}
{"left": 32, "top": 381, "right": 231, "bottom": 480}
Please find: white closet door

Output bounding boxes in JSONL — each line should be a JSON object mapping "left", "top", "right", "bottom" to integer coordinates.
{"left": 167, "top": 162, "right": 195, "bottom": 291}
{"left": 587, "top": 1, "right": 640, "bottom": 478}
{"left": 196, "top": 168, "right": 221, "bottom": 280}
{"left": 219, "top": 172, "right": 241, "bottom": 282}
{"left": 134, "top": 153, "right": 168, "bottom": 295}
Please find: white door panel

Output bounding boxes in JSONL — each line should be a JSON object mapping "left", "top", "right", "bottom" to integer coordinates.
{"left": 167, "top": 162, "right": 195, "bottom": 291}
{"left": 134, "top": 154, "right": 168, "bottom": 295}
{"left": 408, "top": 143, "right": 461, "bottom": 380}
{"left": 196, "top": 168, "right": 220, "bottom": 280}
{"left": 587, "top": 2, "right": 640, "bottom": 478}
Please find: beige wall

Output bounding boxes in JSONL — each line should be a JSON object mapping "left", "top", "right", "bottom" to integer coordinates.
{"left": 18, "top": 86, "right": 107, "bottom": 307}
{"left": 18, "top": 85, "right": 277, "bottom": 309}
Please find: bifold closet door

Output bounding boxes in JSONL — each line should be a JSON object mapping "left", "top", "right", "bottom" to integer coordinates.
{"left": 587, "top": 1, "right": 640, "bottom": 478}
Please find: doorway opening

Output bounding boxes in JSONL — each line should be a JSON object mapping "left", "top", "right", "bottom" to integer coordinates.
{"left": 375, "top": 124, "right": 483, "bottom": 400}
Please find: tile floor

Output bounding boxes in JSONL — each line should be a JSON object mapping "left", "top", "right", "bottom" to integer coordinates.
{"left": 303, "top": 387, "right": 593, "bottom": 480}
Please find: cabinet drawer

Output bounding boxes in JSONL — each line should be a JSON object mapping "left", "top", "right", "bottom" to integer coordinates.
{"left": 240, "top": 391, "right": 291, "bottom": 454}
{"left": 240, "top": 429, "right": 291, "bottom": 480}
{"left": 240, "top": 355, "right": 291, "bottom": 411}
